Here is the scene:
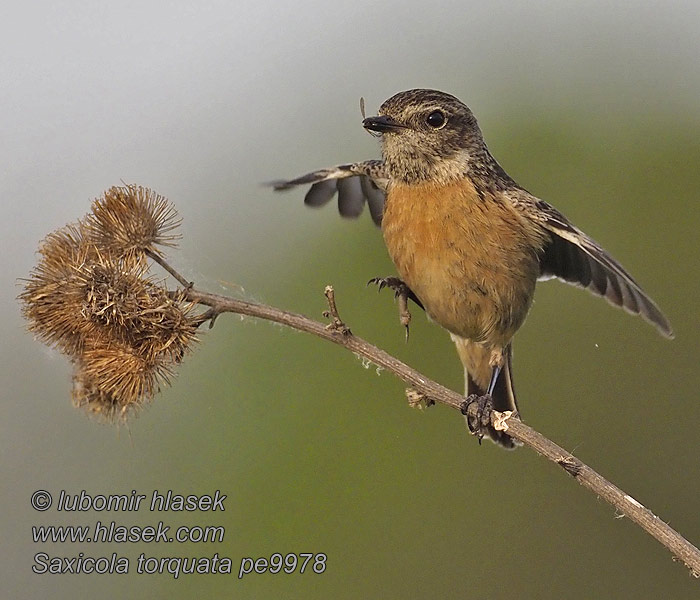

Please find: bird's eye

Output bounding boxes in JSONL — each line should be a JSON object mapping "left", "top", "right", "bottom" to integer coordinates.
{"left": 426, "top": 110, "right": 446, "bottom": 129}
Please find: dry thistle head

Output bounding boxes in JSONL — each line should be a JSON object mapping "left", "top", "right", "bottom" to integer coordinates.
{"left": 76, "top": 340, "right": 173, "bottom": 417}
{"left": 84, "top": 185, "right": 181, "bottom": 260}
{"left": 71, "top": 350, "right": 167, "bottom": 422}
{"left": 20, "top": 185, "right": 201, "bottom": 421}
{"left": 76, "top": 258, "right": 199, "bottom": 363}
{"left": 128, "top": 289, "right": 200, "bottom": 364}
{"left": 67, "top": 289, "right": 198, "bottom": 421}
{"left": 72, "top": 369, "right": 123, "bottom": 421}
{"left": 20, "top": 222, "right": 101, "bottom": 355}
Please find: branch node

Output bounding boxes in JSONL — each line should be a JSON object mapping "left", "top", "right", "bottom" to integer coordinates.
{"left": 323, "top": 285, "right": 351, "bottom": 335}
{"left": 491, "top": 410, "right": 513, "bottom": 432}
{"left": 191, "top": 307, "right": 221, "bottom": 329}
{"left": 406, "top": 387, "right": 435, "bottom": 409}
{"left": 205, "top": 308, "right": 221, "bottom": 329}
{"left": 557, "top": 455, "right": 583, "bottom": 478}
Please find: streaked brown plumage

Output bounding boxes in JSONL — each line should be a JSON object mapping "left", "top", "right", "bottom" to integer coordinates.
{"left": 273, "top": 89, "right": 673, "bottom": 447}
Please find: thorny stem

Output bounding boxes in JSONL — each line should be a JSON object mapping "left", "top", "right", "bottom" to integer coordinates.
{"left": 323, "top": 285, "right": 351, "bottom": 335}
{"left": 155, "top": 255, "right": 700, "bottom": 578}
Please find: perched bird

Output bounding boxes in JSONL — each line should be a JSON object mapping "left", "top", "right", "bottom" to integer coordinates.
{"left": 273, "top": 89, "right": 673, "bottom": 447}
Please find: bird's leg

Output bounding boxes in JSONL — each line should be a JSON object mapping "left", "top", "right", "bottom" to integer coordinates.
{"left": 486, "top": 364, "right": 502, "bottom": 396}
{"left": 485, "top": 347, "right": 506, "bottom": 396}
{"left": 462, "top": 351, "right": 505, "bottom": 439}
{"left": 461, "top": 394, "right": 493, "bottom": 441}
{"left": 367, "top": 277, "right": 424, "bottom": 313}
{"left": 367, "top": 276, "right": 421, "bottom": 339}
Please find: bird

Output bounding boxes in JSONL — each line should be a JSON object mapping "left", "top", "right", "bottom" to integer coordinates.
{"left": 272, "top": 88, "right": 673, "bottom": 447}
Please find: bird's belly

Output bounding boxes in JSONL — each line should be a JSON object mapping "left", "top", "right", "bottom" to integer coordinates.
{"left": 382, "top": 180, "right": 541, "bottom": 345}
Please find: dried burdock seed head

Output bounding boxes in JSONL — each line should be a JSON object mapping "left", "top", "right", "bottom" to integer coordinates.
{"left": 84, "top": 185, "right": 181, "bottom": 260}
{"left": 21, "top": 185, "right": 202, "bottom": 421}
{"left": 69, "top": 293, "right": 199, "bottom": 418}
{"left": 72, "top": 368, "right": 128, "bottom": 422}
{"left": 20, "top": 222, "right": 97, "bottom": 355}
{"left": 72, "top": 356, "right": 160, "bottom": 422}
{"left": 68, "top": 290, "right": 199, "bottom": 420}
{"left": 77, "top": 340, "right": 173, "bottom": 415}
{"left": 22, "top": 220, "right": 198, "bottom": 358}
{"left": 78, "top": 268, "right": 199, "bottom": 364}
{"left": 77, "top": 258, "right": 154, "bottom": 335}
{"left": 126, "top": 290, "right": 200, "bottom": 364}
{"left": 20, "top": 222, "right": 148, "bottom": 355}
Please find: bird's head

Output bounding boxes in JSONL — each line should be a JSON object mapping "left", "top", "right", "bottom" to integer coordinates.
{"left": 363, "top": 89, "right": 485, "bottom": 185}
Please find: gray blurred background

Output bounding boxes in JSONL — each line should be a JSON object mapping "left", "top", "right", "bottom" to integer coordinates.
{"left": 2, "top": 1, "right": 699, "bottom": 598}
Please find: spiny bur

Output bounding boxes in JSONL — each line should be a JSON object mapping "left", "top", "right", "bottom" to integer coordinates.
{"left": 84, "top": 184, "right": 181, "bottom": 261}
{"left": 20, "top": 185, "right": 200, "bottom": 421}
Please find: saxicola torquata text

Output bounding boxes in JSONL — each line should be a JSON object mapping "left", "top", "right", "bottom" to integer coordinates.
{"left": 273, "top": 89, "right": 673, "bottom": 447}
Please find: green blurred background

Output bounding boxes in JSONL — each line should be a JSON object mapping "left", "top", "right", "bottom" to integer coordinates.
{"left": 2, "top": 1, "right": 699, "bottom": 598}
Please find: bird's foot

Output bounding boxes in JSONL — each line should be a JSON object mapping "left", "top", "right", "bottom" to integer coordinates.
{"left": 367, "top": 277, "right": 413, "bottom": 339}
{"left": 367, "top": 276, "right": 408, "bottom": 296}
{"left": 460, "top": 394, "right": 494, "bottom": 443}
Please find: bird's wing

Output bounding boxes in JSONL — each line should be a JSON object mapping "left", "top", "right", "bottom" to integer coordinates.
{"left": 271, "top": 160, "right": 387, "bottom": 226}
{"left": 522, "top": 194, "right": 673, "bottom": 338}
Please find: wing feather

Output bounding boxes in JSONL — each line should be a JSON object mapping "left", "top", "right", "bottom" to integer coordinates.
{"left": 535, "top": 199, "right": 673, "bottom": 338}
{"left": 271, "top": 160, "right": 387, "bottom": 226}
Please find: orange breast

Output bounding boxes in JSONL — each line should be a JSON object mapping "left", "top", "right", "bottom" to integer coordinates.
{"left": 381, "top": 178, "right": 544, "bottom": 346}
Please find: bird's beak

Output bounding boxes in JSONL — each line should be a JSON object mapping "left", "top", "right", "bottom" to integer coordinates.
{"left": 362, "top": 115, "right": 407, "bottom": 133}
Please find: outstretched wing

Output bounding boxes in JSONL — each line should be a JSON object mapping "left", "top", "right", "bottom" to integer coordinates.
{"left": 271, "top": 160, "right": 387, "bottom": 226}
{"left": 530, "top": 196, "right": 673, "bottom": 338}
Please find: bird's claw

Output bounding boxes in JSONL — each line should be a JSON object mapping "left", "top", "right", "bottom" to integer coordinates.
{"left": 461, "top": 394, "right": 494, "bottom": 442}
{"left": 367, "top": 277, "right": 413, "bottom": 340}
{"left": 367, "top": 276, "right": 409, "bottom": 298}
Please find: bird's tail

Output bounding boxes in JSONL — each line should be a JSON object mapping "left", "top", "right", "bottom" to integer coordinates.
{"left": 453, "top": 338, "right": 520, "bottom": 449}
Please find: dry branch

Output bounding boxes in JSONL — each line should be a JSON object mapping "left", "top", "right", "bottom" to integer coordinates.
{"left": 20, "top": 185, "right": 699, "bottom": 578}
{"left": 183, "top": 284, "right": 700, "bottom": 578}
